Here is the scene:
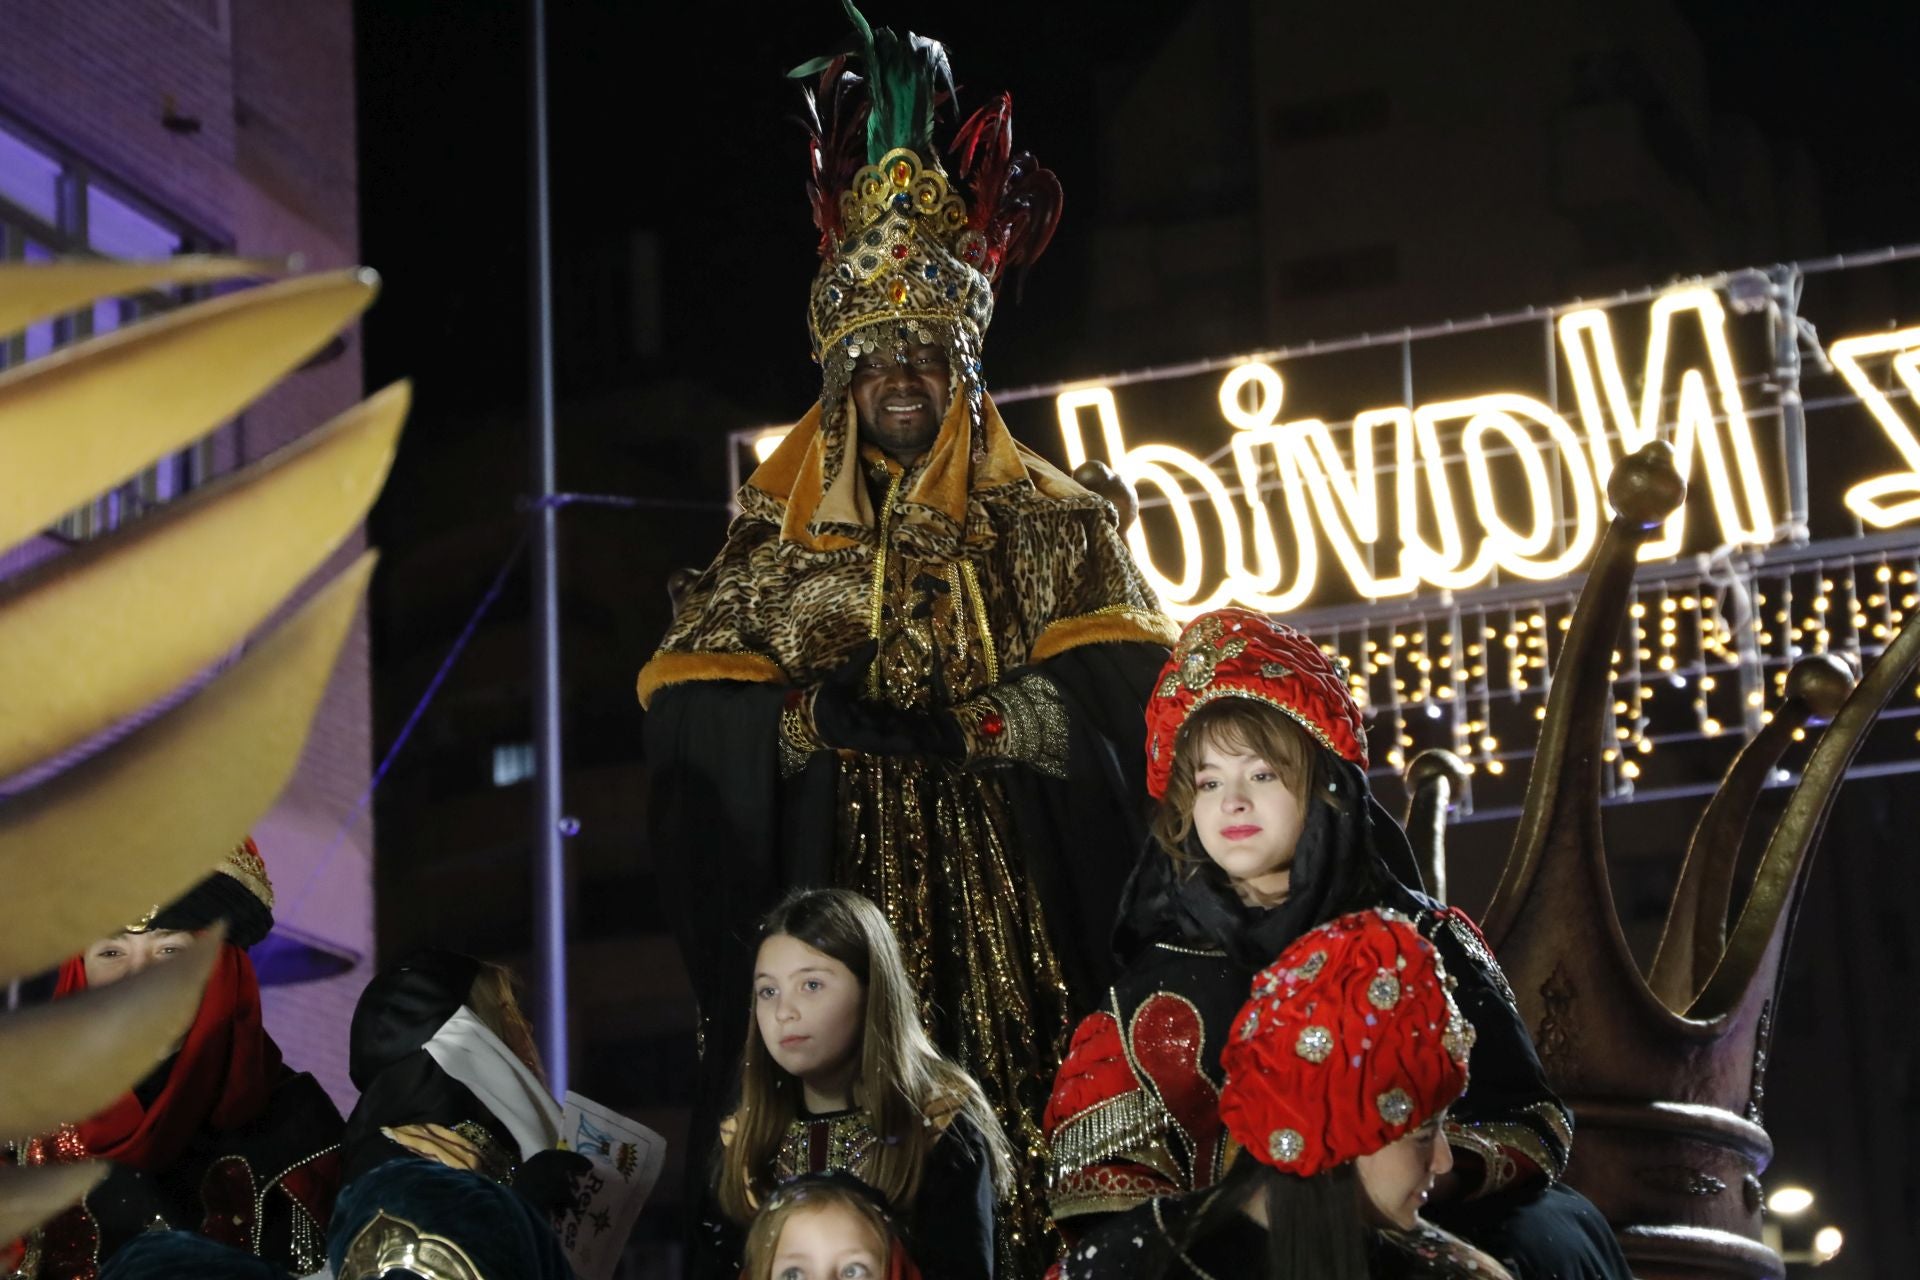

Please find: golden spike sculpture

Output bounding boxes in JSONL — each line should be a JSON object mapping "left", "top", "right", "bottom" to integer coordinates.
{"left": 1647, "top": 654, "right": 1853, "bottom": 1009}
{"left": 0, "top": 258, "right": 405, "bottom": 1240}
{"left": 1402, "top": 748, "right": 1469, "bottom": 903}
{"left": 1479, "top": 441, "right": 1920, "bottom": 1279}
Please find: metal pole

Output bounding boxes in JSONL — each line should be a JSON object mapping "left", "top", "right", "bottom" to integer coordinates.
{"left": 1770, "top": 265, "right": 1809, "bottom": 543}
{"left": 527, "top": 0, "right": 568, "bottom": 1096}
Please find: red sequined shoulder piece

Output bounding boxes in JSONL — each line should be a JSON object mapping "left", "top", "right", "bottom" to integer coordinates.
{"left": 1044, "top": 1012, "right": 1135, "bottom": 1134}
{"left": 1128, "top": 993, "right": 1223, "bottom": 1184}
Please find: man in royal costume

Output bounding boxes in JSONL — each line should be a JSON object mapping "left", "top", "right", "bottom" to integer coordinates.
{"left": 638, "top": 5, "right": 1175, "bottom": 1266}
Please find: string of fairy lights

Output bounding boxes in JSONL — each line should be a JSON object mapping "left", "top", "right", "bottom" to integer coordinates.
{"left": 1297, "top": 543, "right": 1920, "bottom": 813}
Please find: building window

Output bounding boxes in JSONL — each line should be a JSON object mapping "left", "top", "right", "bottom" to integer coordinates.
{"left": 492, "top": 741, "right": 537, "bottom": 788}
{"left": 1268, "top": 89, "right": 1391, "bottom": 149}
{"left": 1276, "top": 244, "right": 1399, "bottom": 299}
{"left": 0, "top": 110, "right": 225, "bottom": 541}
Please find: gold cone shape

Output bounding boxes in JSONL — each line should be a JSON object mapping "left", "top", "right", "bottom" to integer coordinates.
{"left": 0, "top": 256, "right": 283, "bottom": 338}
{"left": 0, "top": 556, "right": 373, "bottom": 979}
{"left": 0, "top": 922, "right": 222, "bottom": 1139}
{"left": 0, "top": 1163, "right": 109, "bottom": 1242}
{"left": 0, "top": 382, "right": 409, "bottom": 778}
{"left": 0, "top": 267, "right": 378, "bottom": 550}
{"left": 1692, "top": 607, "right": 1920, "bottom": 1018}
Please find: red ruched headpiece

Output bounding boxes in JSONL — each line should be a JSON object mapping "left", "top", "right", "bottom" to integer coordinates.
{"left": 1144, "top": 608, "right": 1367, "bottom": 799}
{"left": 1218, "top": 908, "right": 1472, "bottom": 1177}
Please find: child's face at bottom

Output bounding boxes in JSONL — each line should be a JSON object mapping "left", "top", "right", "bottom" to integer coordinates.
{"left": 771, "top": 1202, "right": 887, "bottom": 1280}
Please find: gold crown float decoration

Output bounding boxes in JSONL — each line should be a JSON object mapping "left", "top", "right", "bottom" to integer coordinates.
{"left": 1401, "top": 443, "right": 1920, "bottom": 1280}
{"left": 0, "top": 254, "right": 405, "bottom": 1242}
{"left": 793, "top": 0, "right": 1062, "bottom": 404}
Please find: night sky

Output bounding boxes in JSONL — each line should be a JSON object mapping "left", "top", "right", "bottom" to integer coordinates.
{"left": 356, "top": 1, "right": 1182, "bottom": 430}
{"left": 356, "top": 0, "right": 1918, "bottom": 449}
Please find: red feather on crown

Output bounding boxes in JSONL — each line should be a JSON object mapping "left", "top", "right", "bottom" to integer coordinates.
{"left": 952, "top": 93, "right": 1064, "bottom": 296}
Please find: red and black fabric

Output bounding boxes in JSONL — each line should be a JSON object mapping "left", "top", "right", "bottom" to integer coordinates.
{"left": 1046, "top": 706, "right": 1599, "bottom": 1273}
{"left": 53, "top": 945, "right": 279, "bottom": 1173}
{"left": 18, "top": 944, "right": 344, "bottom": 1279}
{"left": 1219, "top": 910, "right": 1472, "bottom": 1177}
{"left": 1041, "top": 946, "right": 1247, "bottom": 1236}
{"left": 1143, "top": 607, "right": 1368, "bottom": 800}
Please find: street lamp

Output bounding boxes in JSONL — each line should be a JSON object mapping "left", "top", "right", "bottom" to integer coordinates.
{"left": 1767, "top": 1186, "right": 1815, "bottom": 1216}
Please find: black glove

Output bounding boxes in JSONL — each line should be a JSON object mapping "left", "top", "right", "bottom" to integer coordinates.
{"left": 515, "top": 1147, "right": 594, "bottom": 1216}
{"left": 808, "top": 641, "right": 964, "bottom": 759}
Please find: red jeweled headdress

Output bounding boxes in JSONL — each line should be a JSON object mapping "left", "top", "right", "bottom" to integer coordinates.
{"left": 1219, "top": 908, "right": 1473, "bottom": 1177}
{"left": 792, "top": 2, "right": 1062, "bottom": 394}
{"left": 1144, "top": 608, "right": 1369, "bottom": 799}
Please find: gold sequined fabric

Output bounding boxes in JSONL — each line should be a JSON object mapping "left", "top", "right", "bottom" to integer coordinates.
{"left": 645, "top": 423, "right": 1170, "bottom": 699}
{"left": 772, "top": 1111, "right": 882, "bottom": 1183}
{"left": 787, "top": 452, "right": 1078, "bottom": 1277}
{"left": 838, "top": 756, "right": 1067, "bottom": 1279}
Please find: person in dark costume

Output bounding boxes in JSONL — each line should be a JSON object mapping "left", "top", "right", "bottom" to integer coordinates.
{"left": 3, "top": 840, "right": 343, "bottom": 1280}
{"left": 698, "top": 890, "right": 1009, "bottom": 1280}
{"left": 323, "top": 949, "right": 588, "bottom": 1270}
{"left": 326, "top": 1158, "right": 573, "bottom": 1280}
{"left": 1059, "top": 909, "right": 1510, "bottom": 1280}
{"left": 1043, "top": 610, "right": 1630, "bottom": 1280}
{"left": 637, "top": 5, "right": 1173, "bottom": 1267}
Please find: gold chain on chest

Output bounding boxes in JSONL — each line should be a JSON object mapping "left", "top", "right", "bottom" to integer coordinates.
{"left": 863, "top": 466, "right": 1000, "bottom": 694}
{"left": 956, "top": 558, "right": 1000, "bottom": 685}
{"left": 865, "top": 467, "right": 905, "bottom": 695}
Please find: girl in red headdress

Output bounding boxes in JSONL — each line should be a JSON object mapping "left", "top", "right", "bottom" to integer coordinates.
{"left": 3, "top": 840, "right": 343, "bottom": 1280}
{"left": 1060, "top": 909, "right": 1511, "bottom": 1279}
{"left": 1041, "top": 610, "right": 1628, "bottom": 1280}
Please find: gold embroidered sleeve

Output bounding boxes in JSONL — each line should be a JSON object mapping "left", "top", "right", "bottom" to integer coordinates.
{"left": 449, "top": 1121, "right": 519, "bottom": 1186}
{"left": 1445, "top": 1101, "right": 1572, "bottom": 1196}
{"left": 949, "top": 671, "right": 1070, "bottom": 777}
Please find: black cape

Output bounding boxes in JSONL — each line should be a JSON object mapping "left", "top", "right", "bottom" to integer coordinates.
{"left": 645, "top": 640, "right": 1165, "bottom": 1180}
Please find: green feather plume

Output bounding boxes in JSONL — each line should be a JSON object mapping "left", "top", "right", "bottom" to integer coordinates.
{"left": 788, "top": 1, "right": 954, "bottom": 166}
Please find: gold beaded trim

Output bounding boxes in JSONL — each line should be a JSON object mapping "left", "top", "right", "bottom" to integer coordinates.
{"left": 956, "top": 559, "right": 1000, "bottom": 687}
{"left": 865, "top": 465, "right": 905, "bottom": 696}
{"left": 1049, "top": 1088, "right": 1175, "bottom": 1182}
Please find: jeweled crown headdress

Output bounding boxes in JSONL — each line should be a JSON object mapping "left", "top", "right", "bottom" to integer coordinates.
{"left": 792, "top": 1, "right": 1062, "bottom": 395}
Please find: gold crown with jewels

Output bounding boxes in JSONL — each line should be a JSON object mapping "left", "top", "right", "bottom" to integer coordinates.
{"left": 791, "top": 6, "right": 1059, "bottom": 386}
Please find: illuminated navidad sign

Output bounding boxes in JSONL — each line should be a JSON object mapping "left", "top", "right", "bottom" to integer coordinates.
{"left": 1053, "top": 290, "right": 1920, "bottom": 620}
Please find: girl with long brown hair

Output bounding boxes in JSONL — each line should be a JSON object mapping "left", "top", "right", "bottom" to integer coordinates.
{"left": 695, "top": 888, "right": 1010, "bottom": 1280}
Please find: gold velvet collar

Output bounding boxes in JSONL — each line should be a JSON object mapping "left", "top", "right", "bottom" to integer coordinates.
{"left": 745, "top": 391, "right": 1080, "bottom": 553}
